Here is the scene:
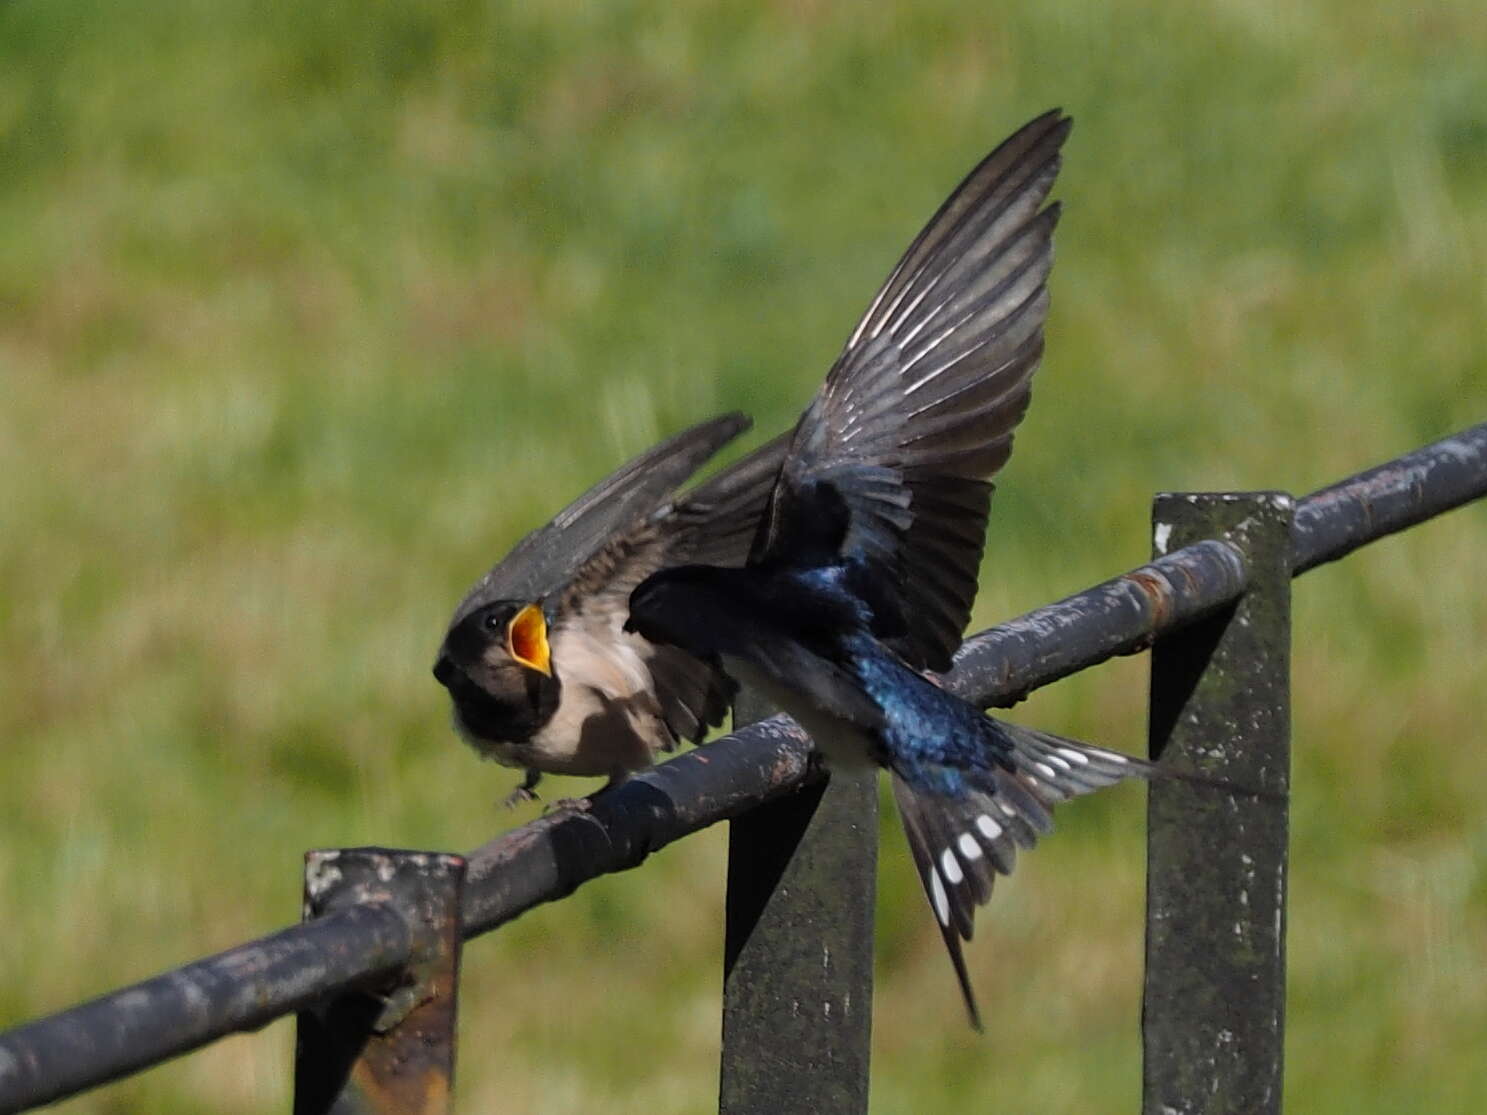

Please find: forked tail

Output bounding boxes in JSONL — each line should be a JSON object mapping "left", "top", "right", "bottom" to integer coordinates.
{"left": 892, "top": 718, "right": 1266, "bottom": 1029}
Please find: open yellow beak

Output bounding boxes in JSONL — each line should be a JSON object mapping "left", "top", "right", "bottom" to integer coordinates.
{"left": 507, "top": 603, "right": 552, "bottom": 676}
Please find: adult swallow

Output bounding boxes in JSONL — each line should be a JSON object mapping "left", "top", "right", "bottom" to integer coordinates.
{"left": 434, "top": 414, "right": 785, "bottom": 804}
{"left": 627, "top": 111, "right": 1171, "bottom": 1026}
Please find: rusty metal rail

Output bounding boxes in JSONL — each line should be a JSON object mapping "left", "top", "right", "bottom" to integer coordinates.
{"left": 0, "top": 905, "right": 413, "bottom": 1111}
{"left": 0, "top": 421, "right": 1484, "bottom": 1114}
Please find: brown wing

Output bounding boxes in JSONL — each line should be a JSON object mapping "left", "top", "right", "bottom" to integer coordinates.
{"left": 753, "top": 111, "right": 1070, "bottom": 670}
{"left": 449, "top": 412, "right": 752, "bottom": 628}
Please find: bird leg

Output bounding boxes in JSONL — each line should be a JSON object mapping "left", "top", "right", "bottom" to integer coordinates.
{"left": 502, "top": 767, "right": 543, "bottom": 809}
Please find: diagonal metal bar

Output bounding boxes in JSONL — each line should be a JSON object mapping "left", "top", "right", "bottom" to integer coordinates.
{"left": 0, "top": 907, "right": 413, "bottom": 1113}
{"left": 1, "top": 421, "right": 1483, "bottom": 1114}
{"left": 1292, "top": 421, "right": 1487, "bottom": 573}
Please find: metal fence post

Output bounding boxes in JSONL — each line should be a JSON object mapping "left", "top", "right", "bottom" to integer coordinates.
{"left": 1143, "top": 492, "right": 1293, "bottom": 1115}
{"left": 294, "top": 848, "right": 466, "bottom": 1115}
{"left": 719, "top": 693, "right": 877, "bottom": 1115}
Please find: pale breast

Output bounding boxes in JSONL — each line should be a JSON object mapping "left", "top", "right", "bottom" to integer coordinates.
{"left": 509, "top": 619, "right": 674, "bottom": 778}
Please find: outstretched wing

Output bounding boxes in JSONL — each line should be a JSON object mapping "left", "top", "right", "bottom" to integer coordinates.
{"left": 753, "top": 111, "right": 1071, "bottom": 671}
{"left": 449, "top": 413, "right": 754, "bottom": 627}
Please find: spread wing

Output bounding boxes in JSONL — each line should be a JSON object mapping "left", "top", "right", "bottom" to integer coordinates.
{"left": 555, "top": 433, "right": 792, "bottom": 743}
{"left": 752, "top": 111, "right": 1071, "bottom": 671}
{"left": 449, "top": 413, "right": 753, "bottom": 627}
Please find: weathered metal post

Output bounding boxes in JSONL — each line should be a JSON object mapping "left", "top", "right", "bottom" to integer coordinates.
{"left": 1143, "top": 492, "right": 1293, "bottom": 1114}
{"left": 295, "top": 848, "right": 466, "bottom": 1115}
{"left": 719, "top": 693, "right": 877, "bottom": 1115}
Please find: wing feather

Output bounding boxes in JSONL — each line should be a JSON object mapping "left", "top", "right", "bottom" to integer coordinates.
{"left": 754, "top": 112, "right": 1071, "bottom": 670}
{"left": 450, "top": 413, "right": 752, "bottom": 626}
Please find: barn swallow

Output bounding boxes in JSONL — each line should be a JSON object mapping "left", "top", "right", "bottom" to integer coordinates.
{"left": 627, "top": 111, "right": 1176, "bottom": 1027}
{"left": 434, "top": 414, "right": 785, "bottom": 804}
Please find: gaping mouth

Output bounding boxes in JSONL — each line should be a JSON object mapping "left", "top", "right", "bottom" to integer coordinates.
{"left": 506, "top": 604, "right": 551, "bottom": 676}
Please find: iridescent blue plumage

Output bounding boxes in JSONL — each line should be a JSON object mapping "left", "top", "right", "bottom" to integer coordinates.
{"left": 846, "top": 637, "right": 981, "bottom": 797}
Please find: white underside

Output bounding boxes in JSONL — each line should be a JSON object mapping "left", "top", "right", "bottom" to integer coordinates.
{"left": 721, "top": 653, "right": 877, "bottom": 772}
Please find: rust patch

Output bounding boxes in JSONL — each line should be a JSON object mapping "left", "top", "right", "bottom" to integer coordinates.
{"left": 1124, "top": 568, "right": 1174, "bottom": 647}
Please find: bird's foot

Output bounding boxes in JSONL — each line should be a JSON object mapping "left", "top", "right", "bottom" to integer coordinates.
{"left": 501, "top": 785, "right": 540, "bottom": 809}
{"left": 502, "top": 770, "right": 544, "bottom": 809}
{"left": 542, "top": 796, "right": 593, "bottom": 815}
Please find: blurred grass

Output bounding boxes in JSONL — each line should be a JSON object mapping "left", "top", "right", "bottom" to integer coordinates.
{"left": 2, "top": 0, "right": 1486, "bottom": 1111}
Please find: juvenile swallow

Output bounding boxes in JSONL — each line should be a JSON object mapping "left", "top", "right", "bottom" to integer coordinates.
{"left": 627, "top": 110, "right": 1175, "bottom": 1026}
{"left": 434, "top": 414, "right": 785, "bottom": 804}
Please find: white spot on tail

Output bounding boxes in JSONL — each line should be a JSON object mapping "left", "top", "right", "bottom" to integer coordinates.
{"left": 1105, "top": 751, "right": 1129, "bottom": 764}
{"left": 958, "top": 833, "right": 983, "bottom": 860}
{"left": 940, "top": 848, "right": 964, "bottom": 885}
{"left": 997, "top": 800, "right": 1018, "bottom": 818}
{"left": 1045, "top": 753, "right": 1072, "bottom": 772}
{"left": 929, "top": 869, "right": 951, "bottom": 926}
{"left": 976, "top": 814, "right": 1003, "bottom": 841}
{"left": 1154, "top": 522, "right": 1173, "bottom": 554}
{"left": 1033, "top": 762, "right": 1057, "bottom": 780}
{"left": 1056, "top": 747, "right": 1090, "bottom": 766}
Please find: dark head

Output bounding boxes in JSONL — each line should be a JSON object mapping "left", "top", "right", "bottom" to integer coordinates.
{"left": 434, "top": 600, "right": 561, "bottom": 747}
{"left": 626, "top": 564, "right": 748, "bottom": 660}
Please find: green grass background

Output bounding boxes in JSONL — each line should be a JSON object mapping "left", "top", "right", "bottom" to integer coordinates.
{"left": 3, "top": 1, "right": 1486, "bottom": 1111}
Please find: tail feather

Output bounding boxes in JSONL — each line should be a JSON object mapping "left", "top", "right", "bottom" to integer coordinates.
{"left": 989, "top": 718, "right": 1159, "bottom": 803}
{"left": 995, "top": 718, "right": 1278, "bottom": 802}
{"left": 890, "top": 721, "right": 1157, "bottom": 1029}
{"left": 891, "top": 774, "right": 987, "bottom": 1031}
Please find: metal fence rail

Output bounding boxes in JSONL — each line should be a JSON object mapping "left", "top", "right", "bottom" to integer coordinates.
{"left": 1, "top": 422, "right": 1484, "bottom": 1113}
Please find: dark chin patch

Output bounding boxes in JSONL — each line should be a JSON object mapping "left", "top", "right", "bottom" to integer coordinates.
{"left": 446, "top": 664, "right": 559, "bottom": 745}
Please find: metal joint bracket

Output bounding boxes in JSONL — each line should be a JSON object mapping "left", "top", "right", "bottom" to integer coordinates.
{"left": 295, "top": 848, "right": 467, "bottom": 1115}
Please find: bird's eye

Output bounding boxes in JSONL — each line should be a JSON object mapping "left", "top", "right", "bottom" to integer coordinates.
{"left": 483, "top": 612, "right": 505, "bottom": 634}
